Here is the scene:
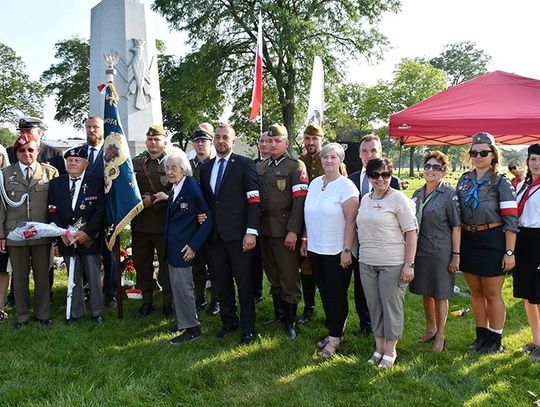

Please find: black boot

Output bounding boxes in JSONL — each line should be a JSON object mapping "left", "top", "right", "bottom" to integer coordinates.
{"left": 467, "top": 327, "right": 489, "bottom": 351}
{"left": 284, "top": 302, "right": 298, "bottom": 339}
{"left": 263, "top": 295, "right": 285, "bottom": 325}
{"left": 478, "top": 330, "right": 504, "bottom": 355}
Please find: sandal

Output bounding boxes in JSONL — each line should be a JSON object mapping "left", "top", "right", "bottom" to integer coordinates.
{"left": 318, "top": 339, "right": 341, "bottom": 359}
{"left": 378, "top": 354, "right": 397, "bottom": 368}
{"left": 367, "top": 351, "right": 383, "bottom": 365}
{"left": 0, "top": 310, "right": 7, "bottom": 322}
{"left": 316, "top": 336, "right": 330, "bottom": 349}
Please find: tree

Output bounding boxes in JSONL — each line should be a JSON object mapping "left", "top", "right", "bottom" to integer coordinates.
{"left": 0, "top": 42, "right": 45, "bottom": 125}
{"left": 152, "top": 0, "right": 401, "bottom": 142}
{"left": 40, "top": 37, "right": 90, "bottom": 130}
{"left": 0, "top": 127, "right": 16, "bottom": 149}
{"left": 428, "top": 41, "right": 491, "bottom": 86}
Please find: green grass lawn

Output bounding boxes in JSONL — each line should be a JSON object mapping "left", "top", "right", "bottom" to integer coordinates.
{"left": 1, "top": 270, "right": 539, "bottom": 406}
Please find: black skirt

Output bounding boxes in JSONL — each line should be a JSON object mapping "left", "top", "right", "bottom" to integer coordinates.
{"left": 460, "top": 226, "right": 505, "bottom": 277}
{"left": 514, "top": 227, "right": 540, "bottom": 304}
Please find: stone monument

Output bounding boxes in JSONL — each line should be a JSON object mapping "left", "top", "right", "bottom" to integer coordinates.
{"left": 89, "top": 0, "right": 162, "bottom": 155}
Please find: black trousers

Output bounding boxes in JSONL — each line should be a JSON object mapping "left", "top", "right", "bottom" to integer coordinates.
{"left": 206, "top": 238, "right": 255, "bottom": 335}
{"left": 308, "top": 251, "right": 352, "bottom": 337}
{"left": 352, "top": 256, "right": 372, "bottom": 329}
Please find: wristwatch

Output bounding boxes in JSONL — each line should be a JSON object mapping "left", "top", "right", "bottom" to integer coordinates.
{"left": 505, "top": 249, "right": 514, "bottom": 256}
{"left": 343, "top": 248, "right": 351, "bottom": 253}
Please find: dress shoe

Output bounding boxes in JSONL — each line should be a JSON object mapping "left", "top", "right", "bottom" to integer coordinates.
{"left": 240, "top": 332, "right": 256, "bottom": 344}
{"left": 36, "top": 318, "right": 53, "bottom": 326}
{"left": 92, "top": 315, "right": 104, "bottom": 324}
{"left": 15, "top": 320, "right": 29, "bottom": 329}
{"left": 135, "top": 303, "right": 155, "bottom": 318}
{"left": 105, "top": 296, "right": 118, "bottom": 309}
{"left": 208, "top": 300, "right": 220, "bottom": 316}
{"left": 216, "top": 325, "right": 239, "bottom": 338}
{"left": 170, "top": 326, "right": 201, "bottom": 344}
{"left": 298, "top": 306, "right": 314, "bottom": 324}
{"left": 162, "top": 304, "right": 174, "bottom": 318}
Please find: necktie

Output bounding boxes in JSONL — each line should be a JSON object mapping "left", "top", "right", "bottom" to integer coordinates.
{"left": 361, "top": 172, "right": 370, "bottom": 197}
{"left": 214, "top": 158, "right": 226, "bottom": 196}
{"left": 88, "top": 148, "right": 96, "bottom": 165}
{"left": 70, "top": 177, "right": 81, "bottom": 200}
{"left": 26, "top": 167, "right": 33, "bottom": 182}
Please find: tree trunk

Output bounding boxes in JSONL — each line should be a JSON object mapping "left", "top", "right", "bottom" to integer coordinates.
{"left": 409, "top": 146, "right": 415, "bottom": 177}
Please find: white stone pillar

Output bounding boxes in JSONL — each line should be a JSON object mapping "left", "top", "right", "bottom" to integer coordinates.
{"left": 89, "top": 0, "right": 162, "bottom": 155}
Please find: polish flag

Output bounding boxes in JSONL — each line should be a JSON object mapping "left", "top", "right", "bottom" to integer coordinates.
{"left": 249, "top": 14, "right": 263, "bottom": 121}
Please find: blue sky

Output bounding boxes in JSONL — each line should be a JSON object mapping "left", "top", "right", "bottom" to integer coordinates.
{"left": 1, "top": 0, "right": 540, "bottom": 138}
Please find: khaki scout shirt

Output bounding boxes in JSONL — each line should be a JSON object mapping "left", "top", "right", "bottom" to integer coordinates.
{"left": 0, "top": 162, "right": 58, "bottom": 245}
{"left": 256, "top": 155, "right": 308, "bottom": 237}
{"left": 131, "top": 154, "right": 171, "bottom": 234}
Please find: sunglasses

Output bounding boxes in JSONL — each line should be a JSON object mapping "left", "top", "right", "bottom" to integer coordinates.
{"left": 508, "top": 166, "right": 517, "bottom": 171}
{"left": 469, "top": 150, "right": 491, "bottom": 158}
{"left": 424, "top": 163, "right": 443, "bottom": 171}
{"left": 369, "top": 171, "right": 392, "bottom": 180}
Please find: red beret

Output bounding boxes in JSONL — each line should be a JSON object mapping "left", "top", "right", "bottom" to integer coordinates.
{"left": 13, "top": 133, "right": 38, "bottom": 154}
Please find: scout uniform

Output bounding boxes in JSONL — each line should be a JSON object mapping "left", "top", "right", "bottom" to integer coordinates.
{"left": 131, "top": 125, "right": 173, "bottom": 316}
{"left": 257, "top": 123, "right": 308, "bottom": 337}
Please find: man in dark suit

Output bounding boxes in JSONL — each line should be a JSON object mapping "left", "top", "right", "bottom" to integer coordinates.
{"left": 199, "top": 123, "right": 260, "bottom": 344}
{"left": 48, "top": 147, "right": 105, "bottom": 323}
{"left": 348, "top": 134, "right": 401, "bottom": 337}
{"left": 80, "top": 116, "right": 117, "bottom": 309}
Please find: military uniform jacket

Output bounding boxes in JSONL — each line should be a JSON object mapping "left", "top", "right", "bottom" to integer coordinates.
{"left": 299, "top": 153, "right": 346, "bottom": 184}
{"left": 0, "top": 163, "right": 58, "bottom": 245}
{"left": 131, "top": 154, "right": 172, "bottom": 234}
{"left": 456, "top": 170, "right": 519, "bottom": 233}
{"left": 190, "top": 156, "right": 210, "bottom": 183}
{"left": 47, "top": 172, "right": 104, "bottom": 256}
{"left": 257, "top": 155, "right": 308, "bottom": 237}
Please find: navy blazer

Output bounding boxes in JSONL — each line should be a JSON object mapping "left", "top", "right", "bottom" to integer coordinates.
{"left": 199, "top": 153, "right": 260, "bottom": 242}
{"left": 349, "top": 170, "right": 401, "bottom": 193}
{"left": 80, "top": 144, "right": 104, "bottom": 180}
{"left": 165, "top": 176, "right": 213, "bottom": 268}
{"left": 47, "top": 172, "right": 104, "bottom": 256}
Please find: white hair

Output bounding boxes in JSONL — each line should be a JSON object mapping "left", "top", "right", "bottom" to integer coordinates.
{"left": 165, "top": 146, "right": 193, "bottom": 177}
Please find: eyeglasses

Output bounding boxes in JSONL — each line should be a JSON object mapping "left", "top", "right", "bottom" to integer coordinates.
{"left": 17, "top": 148, "right": 35, "bottom": 153}
{"left": 369, "top": 171, "right": 392, "bottom": 180}
{"left": 508, "top": 166, "right": 517, "bottom": 171}
{"left": 469, "top": 150, "right": 491, "bottom": 158}
{"left": 424, "top": 163, "right": 443, "bottom": 171}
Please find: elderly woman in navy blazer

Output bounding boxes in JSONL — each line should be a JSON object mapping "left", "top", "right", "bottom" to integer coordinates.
{"left": 154, "top": 147, "right": 213, "bottom": 344}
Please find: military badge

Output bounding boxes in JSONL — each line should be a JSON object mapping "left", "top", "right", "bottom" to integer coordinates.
{"left": 79, "top": 204, "right": 86, "bottom": 210}
{"left": 180, "top": 202, "right": 189, "bottom": 210}
{"left": 277, "top": 179, "right": 286, "bottom": 191}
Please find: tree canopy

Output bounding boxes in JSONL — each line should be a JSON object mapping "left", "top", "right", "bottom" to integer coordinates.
{"left": 0, "top": 42, "right": 45, "bottom": 126}
{"left": 152, "top": 0, "right": 401, "bottom": 141}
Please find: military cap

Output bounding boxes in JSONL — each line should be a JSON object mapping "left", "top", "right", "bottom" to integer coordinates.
{"left": 63, "top": 147, "right": 88, "bottom": 160}
{"left": 13, "top": 132, "right": 38, "bottom": 154}
{"left": 191, "top": 127, "right": 213, "bottom": 141}
{"left": 471, "top": 132, "right": 495, "bottom": 146}
{"left": 528, "top": 143, "right": 540, "bottom": 156}
{"left": 146, "top": 125, "right": 166, "bottom": 137}
{"left": 304, "top": 124, "right": 324, "bottom": 137}
{"left": 268, "top": 123, "right": 288, "bottom": 137}
{"left": 18, "top": 116, "right": 43, "bottom": 130}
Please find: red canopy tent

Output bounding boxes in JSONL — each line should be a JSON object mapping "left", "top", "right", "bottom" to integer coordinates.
{"left": 389, "top": 70, "right": 540, "bottom": 146}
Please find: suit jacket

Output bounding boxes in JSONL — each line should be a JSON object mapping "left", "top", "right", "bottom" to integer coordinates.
{"left": 0, "top": 162, "right": 59, "bottom": 245}
{"left": 349, "top": 170, "right": 401, "bottom": 193}
{"left": 165, "top": 176, "right": 213, "bottom": 268}
{"left": 47, "top": 172, "right": 104, "bottom": 256}
{"left": 80, "top": 144, "right": 104, "bottom": 180}
{"left": 199, "top": 153, "right": 260, "bottom": 242}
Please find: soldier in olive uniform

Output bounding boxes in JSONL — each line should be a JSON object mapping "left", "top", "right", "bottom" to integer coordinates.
{"left": 131, "top": 125, "right": 173, "bottom": 317}
{"left": 0, "top": 132, "right": 58, "bottom": 327}
{"left": 189, "top": 125, "right": 220, "bottom": 315}
{"left": 257, "top": 123, "right": 308, "bottom": 338}
{"left": 297, "top": 124, "right": 346, "bottom": 324}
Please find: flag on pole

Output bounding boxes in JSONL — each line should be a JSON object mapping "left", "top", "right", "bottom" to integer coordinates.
{"left": 249, "top": 13, "right": 263, "bottom": 121}
{"left": 101, "top": 82, "right": 143, "bottom": 250}
{"left": 305, "top": 56, "right": 325, "bottom": 126}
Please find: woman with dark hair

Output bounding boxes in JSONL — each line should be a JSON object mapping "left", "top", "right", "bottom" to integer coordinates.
{"left": 410, "top": 150, "right": 461, "bottom": 352}
{"left": 456, "top": 132, "right": 518, "bottom": 355}
{"left": 513, "top": 144, "right": 540, "bottom": 361}
{"left": 356, "top": 158, "right": 417, "bottom": 368}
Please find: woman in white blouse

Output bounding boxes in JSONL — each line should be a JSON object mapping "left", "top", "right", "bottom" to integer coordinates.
{"left": 301, "top": 143, "right": 359, "bottom": 358}
{"left": 514, "top": 144, "right": 540, "bottom": 361}
{"left": 356, "top": 158, "right": 417, "bottom": 368}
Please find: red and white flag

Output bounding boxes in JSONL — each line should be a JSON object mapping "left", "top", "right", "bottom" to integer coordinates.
{"left": 249, "top": 13, "right": 263, "bottom": 121}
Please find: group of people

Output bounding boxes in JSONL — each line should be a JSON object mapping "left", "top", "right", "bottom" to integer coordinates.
{"left": 1, "top": 117, "right": 539, "bottom": 367}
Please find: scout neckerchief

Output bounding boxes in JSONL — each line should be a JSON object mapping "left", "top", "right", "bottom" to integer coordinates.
{"left": 517, "top": 177, "right": 540, "bottom": 216}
